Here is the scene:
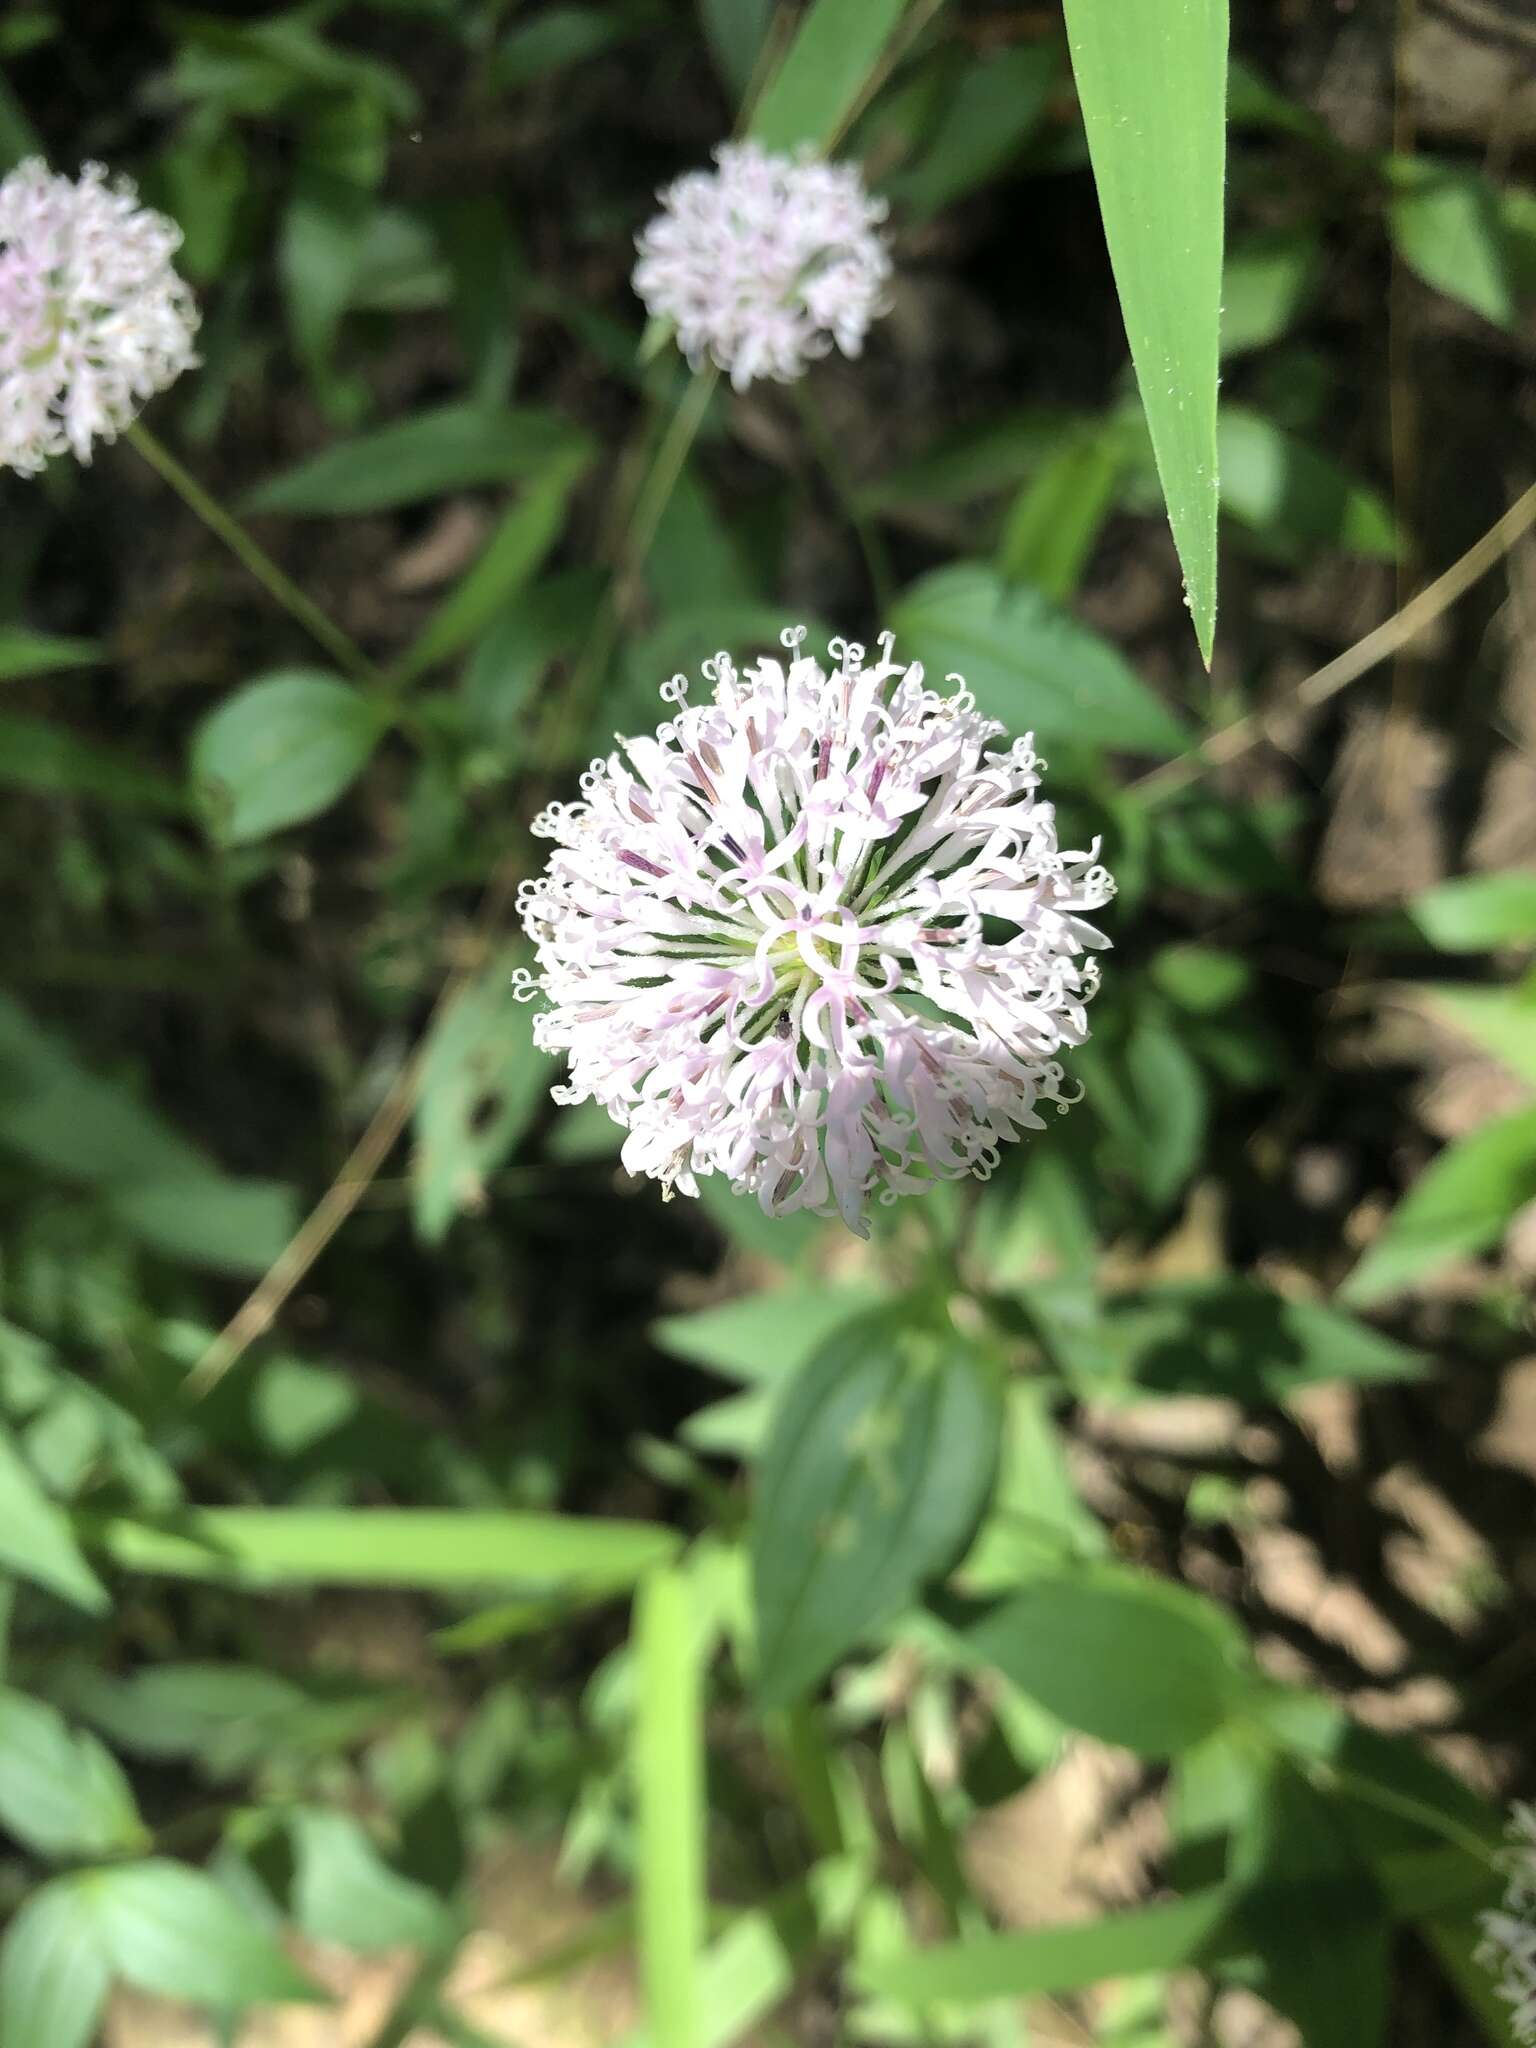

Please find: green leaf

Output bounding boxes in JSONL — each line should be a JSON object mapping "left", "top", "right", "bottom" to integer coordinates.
{"left": 0, "top": 712, "right": 184, "bottom": 811}
{"left": 0, "top": 1422, "right": 108, "bottom": 1612}
{"left": 749, "top": 0, "right": 909, "bottom": 153}
{"left": 1409, "top": 977, "right": 1536, "bottom": 1089}
{"left": 243, "top": 403, "right": 588, "bottom": 517}
{"left": 1389, "top": 158, "right": 1516, "bottom": 329}
{"left": 959, "top": 1565, "right": 1249, "bottom": 1755}
{"left": 96, "top": 1507, "right": 681, "bottom": 1591}
{"left": 1340, "top": 1105, "right": 1536, "bottom": 1305}
{"left": 1032, "top": 1279, "right": 1424, "bottom": 1404}
{"left": 412, "top": 947, "right": 549, "bottom": 1243}
{"left": 751, "top": 1311, "right": 1002, "bottom": 1707}
{"left": 252, "top": 1356, "right": 359, "bottom": 1455}
{"left": 102, "top": 1173, "right": 297, "bottom": 1276}
{"left": 490, "top": 4, "right": 637, "bottom": 88}
{"left": 891, "top": 563, "right": 1188, "bottom": 757}
{"left": 0, "top": 628, "right": 103, "bottom": 682}
{"left": 634, "top": 1567, "right": 707, "bottom": 2048}
{"left": 160, "top": 119, "right": 249, "bottom": 282}
{"left": 1236, "top": 1761, "right": 1389, "bottom": 2048}
{"left": 392, "top": 447, "right": 589, "bottom": 685}
{"left": 1221, "top": 225, "right": 1319, "bottom": 356}
{"left": 857, "top": 1885, "right": 1240, "bottom": 2004}
{"left": 1410, "top": 871, "right": 1536, "bottom": 951}
{"left": 1080, "top": 1014, "right": 1207, "bottom": 1208}
{"left": 290, "top": 1810, "right": 447, "bottom": 1951}
{"left": 93, "top": 1859, "right": 316, "bottom": 2007}
{"left": 652, "top": 1286, "right": 883, "bottom": 1384}
{"left": 894, "top": 42, "right": 1060, "bottom": 217}
{"left": 0, "top": 1688, "right": 145, "bottom": 1859}
{"left": 1062, "top": 0, "right": 1227, "bottom": 661}
{"left": 191, "top": 669, "right": 386, "bottom": 846}
{"left": 0, "top": 1880, "right": 112, "bottom": 2048}
{"left": 279, "top": 91, "right": 387, "bottom": 388}
{"left": 997, "top": 421, "right": 1124, "bottom": 600}
{"left": 1217, "top": 407, "right": 1397, "bottom": 561}
{"left": 698, "top": 0, "right": 774, "bottom": 100}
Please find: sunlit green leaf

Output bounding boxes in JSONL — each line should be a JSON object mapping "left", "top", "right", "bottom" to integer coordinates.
{"left": 634, "top": 1567, "right": 706, "bottom": 2048}
{"left": 1341, "top": 1106, "right": 1536, "bottom": 1305}
{"left": 0, "top": 1881, "right": 111, "bottom": 2048}
{"left": 1063, "top": 0, "right": 1228, "bottom": 660}
{"left": 95, "top": 1507, "right": 681, "bottom": 1591}
{"left": 0, "top": 1422, "right": 108, "bottom": 1613}
{"left": 1411, "top": 872, "right": 1536, "bottom": 952}
{"left": 93, "top": 1859, "right": 316, "bottom": 2007}
{"left": 858, "top": 1886, "right": 1240, "bottom": 2004}
{"left": 290, "top": 1810, "right": 448, "bottom": 1951}
{"left": 0, "top": 1689, "right": 145, "bottom": 1859}
{"left": 959, "top": 1565, "right": 1249, "bottom": 1755}
{"left": 752, "top": 1310, "right": 1002, "bottom": 1706}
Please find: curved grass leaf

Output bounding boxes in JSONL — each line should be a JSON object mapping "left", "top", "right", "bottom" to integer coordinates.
{"left": 95, "top": 1507, "right": 681, "bottom": 1590}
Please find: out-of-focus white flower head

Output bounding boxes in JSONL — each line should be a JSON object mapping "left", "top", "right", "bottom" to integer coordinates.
{"left": 632, "top": 142, "right": 892, "bottom": 390}
{"left": 516, "top": 629, "right": 1113, "bottom": 1237}
{"left": 1480, "top": 1803, "right": 1536, "bottom": 2042}
{"left": 0, "top": 158, "right": 199, "bottom": 477}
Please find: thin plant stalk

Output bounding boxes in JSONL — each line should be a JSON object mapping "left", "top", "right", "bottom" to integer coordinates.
{"left": 794, "top": 381, "right": 893, "bottom": 616}
{"left": 536, "top": 364, "right": 719, "bottom": 767}
{"left": 126, "top": 420, "right": 381, "bottom": 686}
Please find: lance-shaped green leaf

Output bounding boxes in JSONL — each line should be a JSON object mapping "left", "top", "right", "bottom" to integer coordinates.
{"left": 1062, "top": 0, "right": 1229, "bottom": 662}
{"left": 751, "top": 1309, "right": 1002, "bottom": 1707}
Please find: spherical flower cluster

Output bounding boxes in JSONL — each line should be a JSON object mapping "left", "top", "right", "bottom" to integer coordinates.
{"left": 0, "top": 158, "right": 199, "bottom": 477}
{"left": 632, "top": 142, "right": 891, "bottom": 390}
{"left": 1480, "top": 1804, "right": 1536, "bottom": 2042}
{"left": 516, "top": 630, "right": 1114, "bottom": 1236}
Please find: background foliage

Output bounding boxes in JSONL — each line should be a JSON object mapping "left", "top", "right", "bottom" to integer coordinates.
{"left": 1, "top": 2, "right": 1535, "bottom": 2044}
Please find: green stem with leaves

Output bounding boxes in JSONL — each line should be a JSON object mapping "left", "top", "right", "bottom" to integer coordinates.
{"left": 126, "top": 420, "right": 382, "bottom": 687}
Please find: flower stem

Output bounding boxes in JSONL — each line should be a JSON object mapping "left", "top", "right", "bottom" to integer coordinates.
{"left": 794, "top": 382, "right": 893, "bottom": 618}
{"left": 125, "top": 419, "right": 382, "bottom": 687}
{"left": 535, "top": 365, "right": 719, "bottom": 768}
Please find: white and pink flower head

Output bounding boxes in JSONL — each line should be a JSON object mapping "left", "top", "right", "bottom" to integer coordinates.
{"left": 1480, "top": 1803, "right": 1536, "bottom": 2042}
{"left": 0, "top": 158, "right": 198, "bottom": 477}
{"left": 632, "top": 141, "right": 891, "bottom": 389}
{"left": 517, "top": 629, "right": 1114, "bottom": 1237}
